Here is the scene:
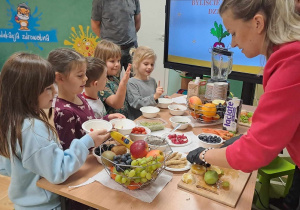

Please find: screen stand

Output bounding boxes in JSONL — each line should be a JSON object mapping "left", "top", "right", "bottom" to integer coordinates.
{"left": 241, "top": 82, "right": 256, "bottom": 105}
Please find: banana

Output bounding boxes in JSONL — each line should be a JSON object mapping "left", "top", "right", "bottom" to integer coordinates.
{"left": 110, "top": 131, "right": 133, "bottom": 149}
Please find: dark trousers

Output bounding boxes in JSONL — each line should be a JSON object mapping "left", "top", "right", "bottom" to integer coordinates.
{"left": 120, "top": 41, "right": 138, "bottom": 78}
{"left": 285, "top": 166, "right": 300, "bottom": 210}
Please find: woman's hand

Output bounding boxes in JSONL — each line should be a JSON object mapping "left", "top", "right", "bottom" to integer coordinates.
{"left": 88, "top": 129, "right": 110, "bottom": 147}
{"left": 108, "top": 113, "right": 126, "bottom": 120}
{"left": 154, "top": 80, "right": 164, "bottom": 100}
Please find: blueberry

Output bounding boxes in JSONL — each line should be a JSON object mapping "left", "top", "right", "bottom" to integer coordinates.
{"left": 108, "top": 144, "right": 115, "bottom": 151}
{"left": 125, "top": 153, "right": 131, "bottom": 158}
{"left": 113, "top": 155, "right": 121, "bottom": 161}
{"left": 102, "top": 144, "right": 108, "bottom": 151}
{"left": 125, "top": 159, "right": 132, "bottom": 165}
{"left": 94, "top": 147, "right": 100, "bottom": 156}
{"left": 116, "top": 165, "right": 122, "bottom": 172}
{"left": 121, "top": 155, "right": 127, "bottom": 162}
{"left": 113, "top": 161, "right": 119, "bottom": 166}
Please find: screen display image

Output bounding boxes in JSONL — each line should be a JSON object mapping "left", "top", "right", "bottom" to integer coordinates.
{"left": 164, "top": 0, "right": 263, "bottom": 83}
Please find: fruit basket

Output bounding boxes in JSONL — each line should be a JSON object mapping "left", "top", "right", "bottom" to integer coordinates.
{"left": 97, "top": 138, "right": 173, "bottom": 190}
{"left": 188, "top": 100, "right": 227, "bottom": 124}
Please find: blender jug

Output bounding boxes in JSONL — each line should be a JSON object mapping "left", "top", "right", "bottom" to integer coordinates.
{"left": 211, "top": 47, "right": 233, "bottom": 82}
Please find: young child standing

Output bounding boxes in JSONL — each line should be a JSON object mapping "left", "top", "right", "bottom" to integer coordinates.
{"left": 94, "top": 39, "right": 131, "bottom": 118}
{"left": 126, "top": 46, "right": 165, "bottom": 119}
{"left": 83, "top": 56, "right": 125, "bottom": 120}
{"left": 48, "top": 48, "right": 96, "bottom": 150}
{"left": 0, "top": 52, "right": 109, "bottom": 210}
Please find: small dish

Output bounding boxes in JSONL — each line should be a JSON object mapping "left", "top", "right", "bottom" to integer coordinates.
{"left": 92, "top": 147, "right": 103, "bottom": 164}
{"left": 82, "top": 119, "right": 113, "bottom": 133}
{"left": 165, "top": 153, "right": 191, "bottom": 172}
{"left": 129, "top": 126, "right": 151, "bottom": 142}
{"left": 110, "top": 118, "right": 136, "bottom": 135}
{"left": 136, "top": 118, "right": 167, "bottom": 131}
{"left": 164, "top": 132, "right": 192, "bottom": 147}
{"left": 197, "top": 133, "right": 225, "bottom": 148}
{"left": 168, "top": 104, "right": 187, "bottom": 116}
{"left": 145, "top": 135, "right": 168, "bottom": 152}
{"left": 140, "top": 106, "right": 160, "bottom": 118}
{"left": 157, "top": 98, "right": 173, "bottom": 109}
{"left": 169, "top": 116, "right": 191, "bottom": 130}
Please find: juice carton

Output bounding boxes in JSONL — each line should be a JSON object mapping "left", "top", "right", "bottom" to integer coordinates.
{"left": 222, "top": 97, "right": 242, "bottom": 133}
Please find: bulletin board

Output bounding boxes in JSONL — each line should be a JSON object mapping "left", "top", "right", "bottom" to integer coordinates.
{"left": 0, "top": 0, "right": 99, "bottom": 69}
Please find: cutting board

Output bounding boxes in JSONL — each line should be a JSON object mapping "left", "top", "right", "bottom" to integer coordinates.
{"left": 178, "top": 167, "right": 251, "bottom": 208}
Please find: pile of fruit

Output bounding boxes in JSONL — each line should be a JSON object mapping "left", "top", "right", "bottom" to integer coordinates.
{"left": 131, "top": 127, "right": 147, "bottom": 134}
{"left": 198, "top": 134, "right": 222, "bottom": 144}
{"left": 239, "top": 110, "right": 253, "bottom": 126}
{"left": 201, "top": 128, "right": 234, "bottom": 140}
{"left": 97, "top": 134, "right": 172, "bottom": 190}
{"left": 188, "top": 96, "right": 227, "bottom": 123}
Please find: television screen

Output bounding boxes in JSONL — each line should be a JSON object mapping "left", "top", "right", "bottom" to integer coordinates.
{"left": 164, "top": 0, "right": 263, "bottom": 84}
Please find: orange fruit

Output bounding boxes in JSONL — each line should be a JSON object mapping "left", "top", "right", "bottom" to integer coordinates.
{"left": 201, "top": 103, "right": 217, "bottom": 117}
{"left": 127, "top": 182, "right": 141, "bottom": 190}
{"left": 201, "top": 115, "right": 213, "bottom": 122}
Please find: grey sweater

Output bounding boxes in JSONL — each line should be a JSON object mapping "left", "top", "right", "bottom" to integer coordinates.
{"left": 126, "top": 77, "right": 157, "bottom": 120}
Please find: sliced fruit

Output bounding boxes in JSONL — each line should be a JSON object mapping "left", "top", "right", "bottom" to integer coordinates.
{"left": 181, "top": 173, "right": 195, "bottom": 184}
{"left": 191, "top": 164, "right": 206, "bottom": 175}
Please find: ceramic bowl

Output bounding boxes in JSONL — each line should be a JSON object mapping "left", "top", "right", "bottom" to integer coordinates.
{"left": 140, "top": 106, "right": 160, "bottom": 118}
{"left": 92, "top": 147, "right": 103, "bottom": 164}
{"left": 168, "top": 104, "right": 187, "bottom": 116}
{"left": 169, "top": 116, "right": 191, "bottom": 130}
{"left": 157, "top": 98, "right": 173, "bottom": 109}
{"left": 144, "top": 135, "right": 168, "bottom": 152}
{"left": 82, "top": 119, "right": 113, "bottom": 133}
{"left": 110, "top": 118, "right": 136, "bottom": 135}
{"left": 129, "top": 126, "right": 151, "bottom": 142}
{"left": 197, "top": 133, "right": 225, "bottom": 148}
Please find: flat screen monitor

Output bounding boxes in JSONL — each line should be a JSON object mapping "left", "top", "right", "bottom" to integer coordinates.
{"left": 164, "top": 0, "right": 263, "bottom": 84}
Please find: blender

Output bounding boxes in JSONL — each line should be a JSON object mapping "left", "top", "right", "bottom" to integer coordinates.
{"left": 205, "top": 47, "right": 233, "bottom": 101}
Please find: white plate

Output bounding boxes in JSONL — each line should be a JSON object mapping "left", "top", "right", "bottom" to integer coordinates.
{"left": 163, "top": 132, "right": 192, "bottom": 147}
{"left": 165, "top": 152, "right": 191, "bottom": 172}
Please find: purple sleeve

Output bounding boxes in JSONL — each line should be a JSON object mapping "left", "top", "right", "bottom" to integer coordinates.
{"left": 54, "top": 110, "right": 77, "bottom": 150}
{"left": 102, "top": 114, "right": 109, "bottom": 121}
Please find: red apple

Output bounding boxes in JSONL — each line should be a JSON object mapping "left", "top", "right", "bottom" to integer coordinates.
{"left": 130, "top": 140, "right": 149, "bottom": 159}
{"left": 146, "top": 150, "right": 164, "bottom": 162}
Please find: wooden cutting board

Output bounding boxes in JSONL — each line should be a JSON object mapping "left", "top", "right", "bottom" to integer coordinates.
{"left": 178, "top": 166, "right": 251, "bottom": 208}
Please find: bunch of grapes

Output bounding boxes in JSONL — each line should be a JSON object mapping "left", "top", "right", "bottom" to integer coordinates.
{"left": 112, "top": 155, "right": 163, "bottom": 188}
{"left": 94, "top": 144, "right": 115, "bottom": 156}
{"left": 216, "top": 103, "right": 226, "bottom": 119}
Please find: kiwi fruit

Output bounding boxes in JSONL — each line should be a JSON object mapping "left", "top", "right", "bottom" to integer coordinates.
{"left": 101, "top": 151, "right": 116, "bottom": 167}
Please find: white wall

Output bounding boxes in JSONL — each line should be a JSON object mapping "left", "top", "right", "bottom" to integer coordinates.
{"left": 138, "top": 0, "right": 170, "bottom": 93}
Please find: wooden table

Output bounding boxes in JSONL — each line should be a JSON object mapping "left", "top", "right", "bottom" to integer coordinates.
{"left": 37, "top": 98, "right": 257, "bottom": 210}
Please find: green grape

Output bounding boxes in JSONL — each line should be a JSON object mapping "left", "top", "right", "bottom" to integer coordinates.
{"left": 140, "top": 170, "right": 147, "bottom": 178}
{"left": 140, "top": 160, "right": 146, "bottom": 165}
{"left": 146, "top": 156, "right": 153, "bottom": 162}
{"left": 121, "top": 177, "right": 127, "bottom": 184}
{"left": 135, "top": 167, "right": 143, "bottom": 173}
{"left": 115, "top": 175, "right": 122, "bottom": 183}
{"left": 142, "top": 157, "right": 146, "bottom": 161}
{"left": 141, "top": 177, "right": 148, "bottom": 183}
{"left": 131, "top": 160, "right": 138, "bottom": 166}
{"left": 146, "top": 172, "right": 152, "bottom": 180}
{"left": 137, "top": 158, "right": 143, "bottom": 165}
{"left": 134, "top": 178, "right": 141, "bottom": 183}
{"left": 124, "top": 179, "right": 130, "bottom": 186}
{"left": 128, "top": 169, "right": 135, "bottom": 177}
{"left": 156, "top": 162, "right": 162, "bottom": 168}
{"left": 124, "top": 170, "right": 129, "bottom": 175}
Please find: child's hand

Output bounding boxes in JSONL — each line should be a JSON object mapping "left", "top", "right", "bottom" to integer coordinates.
{"left": 120, "top": 63, "right": 131, "bottom": 86}
{"left": 88, "top": 129, "right": 110, "bottom": 147}
{"left": 108, "top": 113, "right": 126, "bottom": 120}
{"left": 154, "top": 80, "right": 164, "bottom": 100}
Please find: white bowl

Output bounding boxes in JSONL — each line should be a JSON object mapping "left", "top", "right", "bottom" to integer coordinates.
{"left": 145, "top": 135, "right": 168, "bottom": 152}
{"left": 168, "top": 104, "right": 187, "bottom": 116}
{"left": 169, "top": 116, "right": 191, "bottom": 130}
{"left": 82, "top": 119, "right": 113, "bottom": 133}
{"left": 140, "top": 106, "right": 160, "bottom": 118}
{"left": 197, "top": 133, "right": 225, "bottom": 148}
{"left": 157, "top": 98, "right": 173, "bottom": 109}
{"left": 110, "top": 118, "right": 136, "bottom": 135}
{"left": 129, "top": 126, "right": 151, "bottom": 142}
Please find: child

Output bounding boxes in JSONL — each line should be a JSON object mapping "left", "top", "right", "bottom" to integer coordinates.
{"left": 0, "top": 52, "right": 110, "bottom": 210}
{"left": 126, "top": 46, "right": 165, "bottom": 120}
{"left": 94, "top": 39, "right": 131, "bottom": 118}
{"left": 83, "top": 56, "right": 125, "bottom": 120}
{"left": 48, "top": 48, "right": 97, "bottom": 150}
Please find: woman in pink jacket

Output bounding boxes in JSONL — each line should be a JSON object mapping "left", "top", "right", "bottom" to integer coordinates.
{"left": 188, "top": 0, "right": 300, "bottom": 209}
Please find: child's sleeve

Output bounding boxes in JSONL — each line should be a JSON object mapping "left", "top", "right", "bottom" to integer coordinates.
{"left": 22, "top": 120, "right": 94, "bottom": 184}
{"left": 127, "top": 81, "right": 157, "bottom": 109}
{"left": 54, "top": 109, "right": 77, "bottom": 150}
{"left": 0, "top": 157, "right": 10, "bottom": 176}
